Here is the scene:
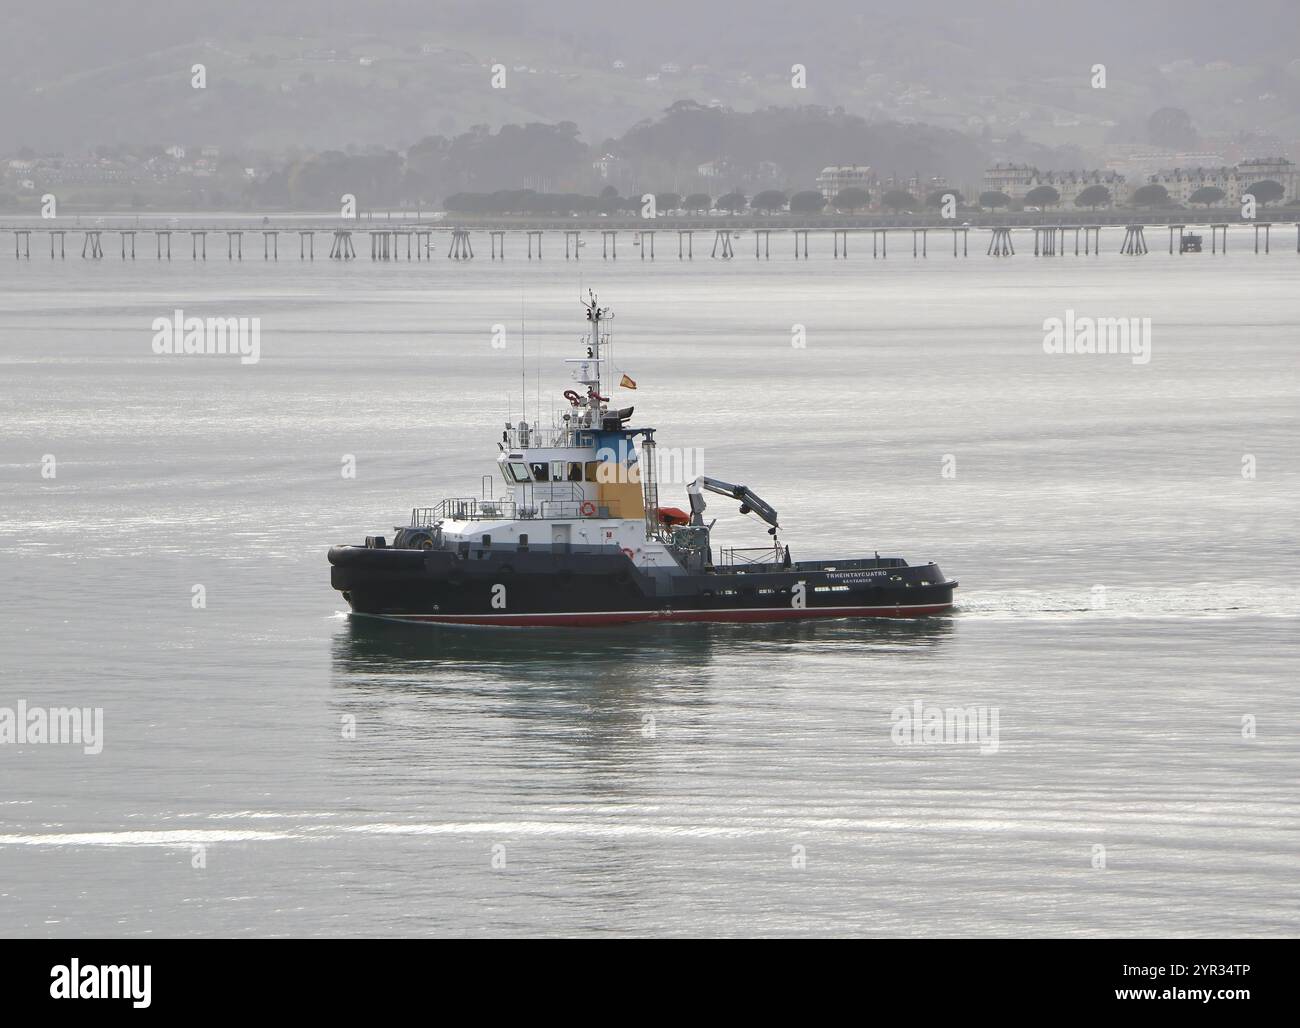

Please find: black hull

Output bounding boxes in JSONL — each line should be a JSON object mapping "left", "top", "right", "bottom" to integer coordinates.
{"left": 328, "top": 545, "right": 957, "bottom": 627}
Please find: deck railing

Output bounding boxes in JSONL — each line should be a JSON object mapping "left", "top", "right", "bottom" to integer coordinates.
{"left": 411, "top": 486, "right": 615, "bottom": 526}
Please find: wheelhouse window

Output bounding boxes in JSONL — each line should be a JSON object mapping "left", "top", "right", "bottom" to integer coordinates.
{"left": 530, "top": 462, "right": 548, "bottom": 482}
{"left": 567, "top": 462, "right": 583, "bottom": 481}
{"left": 506, "top": 462, "right": 531, "bottom": 483}
{"left": 550, "top": 461, "right": 565, "bottom": 482}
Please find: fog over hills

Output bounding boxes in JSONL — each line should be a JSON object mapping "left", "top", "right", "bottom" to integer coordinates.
{"left": 4, "top": 0, "right": 1299, "bottom": 153}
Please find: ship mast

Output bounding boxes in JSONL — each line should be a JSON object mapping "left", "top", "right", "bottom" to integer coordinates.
{"left": 570, "top": 291, "right": 611, "bottom": 428}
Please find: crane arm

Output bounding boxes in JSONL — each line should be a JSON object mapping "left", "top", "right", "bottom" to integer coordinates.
{"left": 689, "top": 476, "right": 780, "bottom": 530}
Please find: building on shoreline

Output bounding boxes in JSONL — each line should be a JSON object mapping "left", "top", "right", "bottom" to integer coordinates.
{"left": 1144, "top": 157, "right": 1296, "bottom": 205}
{"left": 982, "top": 163, "right": 1126, "bottom": 207}
{"left": 816, "top": 165, "right": 876, "bottom": 200}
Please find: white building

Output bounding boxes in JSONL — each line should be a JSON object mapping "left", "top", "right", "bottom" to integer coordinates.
{"left": 1237, "top": 157, "right": 1297, "bottom": 202}
{"left": 983, "top": 164, "right": 1126, "bottom": 206}
{"left": 1146, "top": 157, "right": 1295, "bottom": 205}
{"left": 816, "top": 165, "right": 874, "bottom": 201}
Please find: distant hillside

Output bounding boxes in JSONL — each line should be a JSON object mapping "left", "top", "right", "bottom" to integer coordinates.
{"left": 3, "top": 0, "right": 1300, "bottom": 155}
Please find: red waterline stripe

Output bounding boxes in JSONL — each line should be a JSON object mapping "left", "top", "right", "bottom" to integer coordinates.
{"left": 363, "top": 603, "right": 954, "bottom": 627}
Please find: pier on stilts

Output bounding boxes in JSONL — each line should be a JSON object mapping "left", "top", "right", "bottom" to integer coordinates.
{"left": 5, "top": 216, "right": 1297, "bottom": 269}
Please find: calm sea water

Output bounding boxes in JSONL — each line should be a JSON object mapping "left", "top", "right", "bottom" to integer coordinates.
{"left": 1, "top": 230, "right": 1297, "bottom": 937}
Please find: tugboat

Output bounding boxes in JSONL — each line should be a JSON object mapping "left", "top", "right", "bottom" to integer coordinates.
{"left": 328, "top": 294, "right": 957, "bottom": 626}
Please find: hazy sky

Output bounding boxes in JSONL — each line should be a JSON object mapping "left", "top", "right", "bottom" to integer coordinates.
{"left": 3, "top": 0, "right": 1297, "bottom": 150}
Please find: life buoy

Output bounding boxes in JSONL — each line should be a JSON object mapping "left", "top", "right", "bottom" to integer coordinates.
{"left": 579, "top": 501, "right": 597, "bottom": 516}
{"left": 563, "top": 389, "right": 582, "bottom": 406}
{"left": 621, "top": 548, "right": 635, "bottom": 559}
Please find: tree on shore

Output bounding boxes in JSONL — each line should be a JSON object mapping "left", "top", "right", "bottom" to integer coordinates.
{"left": 655, "top": 192, "right": 681, "bottom": 212}
{"left": 881, "top": 189, "right": 915, "bottom": 211}
{"left": 1188, "top": 186, "right": 1225, "bottom": 206}
{"left": 751, "top": 189, "right": 788, "bottom": 213}
{"left": 789, "top": 190, "right": 827, "bottom": 213}
{"left": 683, "top": 193, "right": 712, "bottom": 212}
{"left": 1131, "top": 183, "right": 1170, "bottom": 207}
{"left": 715, "top": 190, "right": 748, "bottom": 212}
{"left": 1074, "top": 185, "right": 1111, "bottom": 210}
{"left": 979, "top": 190, "right": 1010, "bottom": 209}
{"left": 1024, "top": 185, "right": 1060, "bottom": 208}
{"left": 833, "top": 186, "right": 870, "bottom": 212}
{"left": 1244, "top": 180, "right": 1284, "bottom": 205}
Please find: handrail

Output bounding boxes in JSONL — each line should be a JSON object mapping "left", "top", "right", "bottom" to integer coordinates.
{"left": 412, "top": 486, "right": 606, "bottom": 526}
{"left": 720, "top": 545, "right": 785, "bottom": 566}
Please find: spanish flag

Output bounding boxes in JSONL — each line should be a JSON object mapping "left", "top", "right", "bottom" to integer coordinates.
{"left": 619, "top": 373, "right": 637, "bottom": 390}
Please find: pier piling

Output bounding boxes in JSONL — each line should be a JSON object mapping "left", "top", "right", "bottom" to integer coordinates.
{"left": 987, "top": 227, "right": 1014, "bottom": 257}
{"left": 448, "top": 229, "right": 473, "bottom": 260}
{"left": 1120, "top": 225, "right": 1148, "bottom": 255}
